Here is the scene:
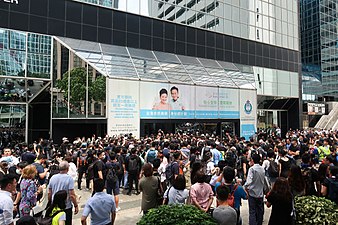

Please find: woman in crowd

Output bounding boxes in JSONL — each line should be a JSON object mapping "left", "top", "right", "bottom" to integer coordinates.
{"left": 45, "top": 190, "right": 67, "bottom": 225}
{"left": 190, "top": 170, "right": 214, "bottom": 213}
{"left": 163, "top": 175, "right": 189, "bottom": 204}
{"left": 139, "top": 163, "right": 159, "bottom": 215}
{"left": 278, "top": 148, "right": 292, "bottom": 178}
{"left": 266, "top": 177, "right": 294, "bottom": 225}
{"left": 288, "top": 165, "right": 305, "bottom": 196}
{"left": 317, "top": 163, "right": 329, "bottom": 195}
{"left": 18, "top": 165, "right": 39, "bottom": 217}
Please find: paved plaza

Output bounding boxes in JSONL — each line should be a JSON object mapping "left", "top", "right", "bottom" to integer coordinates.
{"left": 71, "top": 188, "right": 271, "bottom": 225}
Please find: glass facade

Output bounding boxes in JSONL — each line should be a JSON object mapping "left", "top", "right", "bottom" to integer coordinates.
{"left": 74, "top": 0, "right": 299, "bottom": 50}
{"left": 0, "top": 28, "right": 52, "bottom": 141}
{"left": 301, "top": 0, "right": 338, "bottom": 99}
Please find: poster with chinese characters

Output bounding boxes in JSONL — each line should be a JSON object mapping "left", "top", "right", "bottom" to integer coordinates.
{"left": 195, "top": 86, "right": 219, "bottom": 118}
{"left": 218, "top": 88, "right": 240, "bottom": 119}
{"left": 107, "top": 79, "right": 140, "bottom": 138}
{"left": 239, "top": 89, "right": 257, "bottom": 140}
{"left": 139, "top": 82, "right": 170, "bottom": 119}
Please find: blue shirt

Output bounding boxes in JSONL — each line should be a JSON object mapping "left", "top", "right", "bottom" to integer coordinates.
{"left": 211, "top": 148, "right": 223, "bottom": 166}
{"left": 82, "top": 192, "right": 116, "bottom": 225}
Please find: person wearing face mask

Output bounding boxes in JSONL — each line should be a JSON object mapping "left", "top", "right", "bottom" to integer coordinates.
{"left": 92, "top": 150, "right": 107, "bottom": 196}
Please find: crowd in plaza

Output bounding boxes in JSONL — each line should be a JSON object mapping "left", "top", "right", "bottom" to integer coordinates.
{"left": 0, "top": 128, "right": 338, "bottom": 225}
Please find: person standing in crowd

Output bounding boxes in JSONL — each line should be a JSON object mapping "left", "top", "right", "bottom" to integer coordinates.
{"left": 77, "top": 143, "right": 89, "bottom": 190}
{"left": 139, "top": 163, "right": 159, "bottom": 215}
{"left": 213, "top": 185, "right": 237, "bottom": 225}
{"left": 145, "top": 142, "right": 158, "bottom": 165}
{"left": 33, "top": 154, "right": 48, "bottom": 186}
{"left": 48, "top": 161, "right": 79, "bottom": 225}
{"left": 115, "top": 146, "right": 125, "bottom": 189}
{"left": 321, "top": 166, "right": 338, "bottom": 204}
{"left": 106, "top": 153, "right": 121, "bottom": 212}
{"left": 166, "top": 151, "right": 180, "bottom": 186}
{"left": 288, "top": 165, "right": 305, "bottom": 197}
{"left": 163, "top": 175, "right": 189, "bottom": 204}
{"left": 1, "top": 148, "right": 19, "bottom": 167}
{"left": 278, "top": 148, "right": 292, "bottom": 178}
{"left": 18, "top": 165, "right": 39, "bottom": 217}
{"left": 190, "top": 171, "right": 214, "bottom": 213}
{"left": 21, "top": 144, "right": 36, "bottom": 164}
{"left": 0, "top": 174, "right": 17, "bottom": 225}
{"left": 93, "top": 150, "right": 107, "bottom": 191}
{"left": 266, "top": 177, "right": 294, "bottom": 225}
{"left": 126, "top": 148, "right": 142, "bottom": 195}
{"left": 81, "top": 179, "right": 116, "bottom": 225}
{"left": 45, "top": 190, "right": 67, "bottom": 225}
{"left": 244, "top": 154, "right": 267, "bottom": 225}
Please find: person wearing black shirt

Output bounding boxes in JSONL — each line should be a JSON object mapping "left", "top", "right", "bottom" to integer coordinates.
{"left": 126, "top": 148, "right": 142, "bottom": 195}
{"left": 21, "top": 144, "right": 36, "bottom": 165}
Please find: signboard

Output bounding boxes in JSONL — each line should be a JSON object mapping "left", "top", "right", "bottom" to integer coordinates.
{"left": 3, "top": 0, "right": 18, "bottom": 4}
{"left": 240, "top": 89, "right": 257, "bottom": 140}
{"left": 219, "top": 88, "right": 240, "bottom": 119}
{"left": 139, "top": 82, "right": 170, "bottom": 119}
{"left": 195, "top": 86, "right": 219, "bottom": 118}
{"left": 307, "top": 103, "right": 325, "bottom": 115}
{"left": 107, "top": 79, "right": 140, "bottom": 138}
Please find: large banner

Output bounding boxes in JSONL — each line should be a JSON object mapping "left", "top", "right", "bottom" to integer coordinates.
{"left": 107, "top": 79, "right": 140, "bottom": 138}
{"left": 139, "top": 82, "right": 170, "bottom": 119}
{"left": 219, "top": 88, "right": 240, "bottom": 119}
{"left": 195, "top": 86, "right": 219, "bottom": 118}
{"left": 240, "top": 89, "right": 257, "bottom": 140}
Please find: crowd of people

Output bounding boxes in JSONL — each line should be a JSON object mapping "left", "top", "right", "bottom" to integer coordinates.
{"left": 0, "top": 128, "right": 337, "bottom": 225}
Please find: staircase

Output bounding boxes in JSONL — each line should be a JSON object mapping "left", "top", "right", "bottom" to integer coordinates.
{"left": 315, "top": 102, "right": 338, "bottom": 129}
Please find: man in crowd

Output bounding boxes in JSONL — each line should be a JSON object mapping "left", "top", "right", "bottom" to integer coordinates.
{"left": 126, "top": 148, "right": 142, "bottom": 195}
{"left": 48, "top": 161, "right": 78, "bottom": 225}
{"left": 0, "top": 174, "right": 17, "bottom": 225}
{"left": 81, "top": 178, "right": 116, "bottom": 225}
{"left": 213, "top": 185, "right": 237, "bottom": 225}
{"left": 77, "top": 143, "right": 89, "bottom": 190}
{"left": 244, "top": 154, "right": 267, "bottom": 225}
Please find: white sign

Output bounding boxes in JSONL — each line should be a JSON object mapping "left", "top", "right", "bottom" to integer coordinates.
{"left": 3, "top": 0, "right": 18, "bottom": 4}
{"left": 107, "top": 79, "right": 140, "bottom": 138}
{"left": 240, "top": 89, "right": 257, "bottom": 140}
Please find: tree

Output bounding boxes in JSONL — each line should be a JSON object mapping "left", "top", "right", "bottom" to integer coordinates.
{"left": 90, "top": 75, "right": 106, "bottom": 102}
{"left": 56, "top": 67, "right": 105, "bottom": 107}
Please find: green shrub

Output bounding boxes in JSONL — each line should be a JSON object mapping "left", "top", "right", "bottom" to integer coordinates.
{"left": 137, "top": 204, "right": 217, "bottom": 225}
{"left": 295, "top": 196, "right": 338, "bottom": 224}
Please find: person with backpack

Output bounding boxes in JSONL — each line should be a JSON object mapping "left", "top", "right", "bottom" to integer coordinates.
{"left": 165, "top": 151, "right": 180, "bottom": 186}
{"left": 44, "top": 190, "right": 67, "bottom": 225}
{"left": 145, "top": 142, "right": 158, "bottom": 165}
{"left": 126, "top": 148, "right": 142, "bottom": 195}
{"left": 263, "top": 149, "right": 278, "bottom": 185}
{"left": 77, "top": 143, "right": 89, "bottom": 190}
{"left": 213, "top": 185, "right": 237, "bottom": 225}
{"left": 106, "top": 153, "right": 121, "bottom": 212}
{"left": 321, "top": 166, "right": 338, "bottom": 204}
{"left": 215, "top": 166, "right": 247, "bottom": 225}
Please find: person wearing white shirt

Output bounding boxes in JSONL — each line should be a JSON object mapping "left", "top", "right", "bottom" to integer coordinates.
{"left": 169, "top": 86, "right": 185, "bottom": 111}
{"left": 0, "top": 174, "right": 17, "bottom": 225}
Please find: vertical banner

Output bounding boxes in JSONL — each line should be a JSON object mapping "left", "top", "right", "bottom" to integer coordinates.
{"left": 195, "top": 86, "right": 219, "bottom": 118}
{"left": 218, "top": 88, "right": 240, "bottom": 119}
{"left": 168, "top": 84, "right": 195, "bottom": 119}
{"left": 240, "top": 89, "right": 257, "bottom": 140}
{"left": 139, "top": 82, "right": 170, "bottom": 119}
{"left": 107, "top": 79, "right": 140, "bottom": 138}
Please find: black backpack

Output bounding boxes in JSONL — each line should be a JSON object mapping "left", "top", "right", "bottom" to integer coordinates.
{"left": 327, "top": 178, "right": 338, "bottom": 204}
{"left": 106, "top": 166, "right": 118, "bottom": 186}
{"left": 36, "top": 210, "right": 64, "bottom": 225}
{"left": 165, "top": 161, "right": 177, "bottom": 182}
{"left": 128, "top": 156, "right": 139, "bottom": 173}
{"left": 302, "top": 167, "right": 317, "bottom": 195}
{"left": 268, "top": 160, "right": 279, "bottom": 178}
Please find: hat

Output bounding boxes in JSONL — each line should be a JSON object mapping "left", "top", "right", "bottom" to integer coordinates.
{"left": 81, "top": 143, "right": 87, "bottom": 147}
{"left": 62, "top": 137, "right": 68, "bottom": 142}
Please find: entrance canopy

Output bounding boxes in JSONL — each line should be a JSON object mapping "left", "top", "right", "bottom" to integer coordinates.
{"left": 56, "top": 37, "right": 256, "bottom": 90}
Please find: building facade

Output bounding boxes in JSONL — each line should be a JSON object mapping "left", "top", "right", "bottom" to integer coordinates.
{"left": 0, "top": 0, "right": 301, "bottom": 143}
{"left": 300, "top": 0, "right": 337, "bottom": 126}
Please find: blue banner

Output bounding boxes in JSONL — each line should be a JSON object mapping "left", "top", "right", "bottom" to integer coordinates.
{"left": 219, "top": 111, "right": 240, "bottom": 119}
{"left": 240, "top": 124, "right": 256, "bottom": 140}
